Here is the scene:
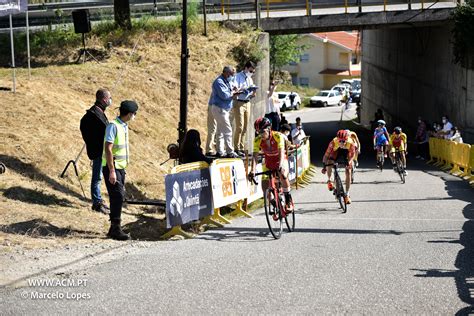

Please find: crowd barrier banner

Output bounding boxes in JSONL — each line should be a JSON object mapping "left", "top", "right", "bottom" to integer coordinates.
{"left": 288, "top": 154, "right": 297, "bottom": 183}
{"left": 469, "top": 146, "right": 474, "bottom": 184}
{"left": 165, "top": 167, "right": 214, "bottom": 229}
{"left": 247, "top": 163, "right": 263, "bottom": 204}
{"left": 210, "top": 158, "right": 248, "bottom": 208}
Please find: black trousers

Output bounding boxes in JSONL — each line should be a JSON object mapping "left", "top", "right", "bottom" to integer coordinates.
{"left": 102, "top": 165, "right": 126, "bottom": 220}
{"left": 265, "top": 112, "right": 281, "bottom": 132}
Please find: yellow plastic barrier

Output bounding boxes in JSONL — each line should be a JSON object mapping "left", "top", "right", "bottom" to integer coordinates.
{"left": 450, "top": 143, "right": 471, "bottom": 177}
{"left": 427, "top": 137, "right": 438, "bottom": 164}
{"left": 441, "top": 141, "right": 455, "bottom": 171}
{"left": 468, "top": 146, "right": 474, "bottom": 185}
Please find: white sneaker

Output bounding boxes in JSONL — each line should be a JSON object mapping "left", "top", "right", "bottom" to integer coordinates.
{"left": 403, "top": 170, "right": 408, "bottom": 176}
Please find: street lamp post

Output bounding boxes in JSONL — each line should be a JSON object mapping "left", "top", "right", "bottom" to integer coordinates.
{"left": 178, "top": 0, "right": 189, "bottom": 145}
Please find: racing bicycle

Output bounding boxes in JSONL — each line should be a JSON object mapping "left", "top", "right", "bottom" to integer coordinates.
{"left": 252, "top": 169, "right": 295, "bottom": 239}
{"left": 393, "top": 149, "right": 406, "bottom": 184}
{"left": 325, "top": 162, "right": 348, "bottom": 213}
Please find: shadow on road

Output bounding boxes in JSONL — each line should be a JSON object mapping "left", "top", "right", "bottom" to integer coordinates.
{"left": 407, "top": 174, "right": 474, "bottom": 315}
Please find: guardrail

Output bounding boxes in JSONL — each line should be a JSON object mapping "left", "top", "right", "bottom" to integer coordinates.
{"left": 427, "top": 137, "right": 474, "bottom": 186}
{"left": 161, "top": 139, "right": 314, "bottom": 239}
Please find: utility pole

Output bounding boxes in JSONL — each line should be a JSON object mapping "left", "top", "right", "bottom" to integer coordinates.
{"left": 178, "top": 0, "right": 189, "bottom": 145}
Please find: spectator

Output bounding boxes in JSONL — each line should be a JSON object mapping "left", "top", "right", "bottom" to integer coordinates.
{"left": 264, "top": 81, "right": 281, "bottom": 132}
{"left": 80, "top": 88, "right": 112, "bottom": 215}
{"left": 291, "top": 117, "right": 307, "bottom": 146}
{"left": 179, "top": 129, "right": 214, "bottom": 164}
{"left": 440, "top": 115, "right": 454, "bottom": 139}
{"left": 232, "top": 61, "right": 256, "bottom": 156}
{"left": 370, "top": 108, "right": 384, "bottom": 131}
{"left": 450, "top": 126, "right": 463, "bottom": 143}
{"left": 280, "top": 114, "right": 288, "bottom": 126}
{"left": 103, "top": 100, "right": 139, "bottom": 240}
{"left": 208, "top": 66, "right": 240, "bottom": 158}
{"left": 280, "top": 123, "right": 295, "bottom": 150}
{"left": 205, "top": 102, "right": 217, "bottom": 156}
{"left": 414, "top": 117, "right": 429, "bottom": 160}
{"left": 289, "top": 92, "right": 296, "bottom": 108}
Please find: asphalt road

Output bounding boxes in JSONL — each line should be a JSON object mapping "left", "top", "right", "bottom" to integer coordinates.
{"left": 1, "top": 105, "right": 473, "bottom": 314}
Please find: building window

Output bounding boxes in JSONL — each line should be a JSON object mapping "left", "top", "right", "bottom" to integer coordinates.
{"left": 300, "top": 54, "right": 309, "bottom": 63}
{"left": 339, "top": 52, "right": 349, "bottom": 65}
{"left": 299, "top": 77, "right": 309, "bottom": 86}
{"left": 352, "top": 54, "right": 358, "bottom": 64}
{"left": 291, "top": 74, "right": 298, "bottom": 85}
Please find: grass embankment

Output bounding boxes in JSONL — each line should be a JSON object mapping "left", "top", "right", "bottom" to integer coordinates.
{"left": 0, "top": 17, "right": 258, "bottom": 248}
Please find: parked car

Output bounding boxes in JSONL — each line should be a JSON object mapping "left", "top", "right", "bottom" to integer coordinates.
{"left": 309, "top": 90, "right": 343, "bottom": 107}
{"left": 351, "top": 87, "right": 361, "bottom": 105}
{"left": 341, "top": 78, "right": 361, "bottom": 91}
{"left": 276, "top": 92, "right": 301, "bottom": 111}
{"left": 331, "top": 84, "right": 348, "bottom": 94}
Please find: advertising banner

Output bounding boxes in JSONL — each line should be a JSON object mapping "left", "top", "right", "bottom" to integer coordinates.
{"left": 296, "top": 147, "right": 304, "bottom": 176}
{"left": 288, "top": 154, "right": 297, "bottom": 183}
{"left": 301, "top": 142, "right": 309, "bottom": 170}
{"left": 210, "top": 159, "right": 248, "bottom": 208}
{"left": 165, "top": 168, "right": 213, "bottom": 229}
{"left": 0, "top": 0, "right": 27, "bottom": 17}
{"left": 247, "top": 163, "right": 263, "bottom": 204}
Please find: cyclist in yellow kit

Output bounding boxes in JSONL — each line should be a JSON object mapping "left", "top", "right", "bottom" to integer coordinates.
{"left": 248, "top": 117, "right": 293, "bottom": 211}
{"left": 389, "top": 126, "right": 408, "bottom": 175}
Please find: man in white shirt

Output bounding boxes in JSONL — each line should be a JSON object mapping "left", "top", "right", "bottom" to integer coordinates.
{"left": 264, "top": 81, "right": 281, "bottom": 131}
{"left": 232, "top": 61, "right": 256, "bottom": 156}
{"left": 440, "top": 115, "right": 454, "bottom": 139}
{"left": 291, "top": 117, "right": 306, "bottom": 146}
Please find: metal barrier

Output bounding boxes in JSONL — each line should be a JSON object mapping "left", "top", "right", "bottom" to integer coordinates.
{"left": 428, "top": 137, "right": 474, "bottom": 187}
{"left": 161, "top": 140, "right": 313, "bottom": 239}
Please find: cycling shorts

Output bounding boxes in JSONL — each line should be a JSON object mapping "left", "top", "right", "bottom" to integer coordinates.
{"left": 262, "top": 158, "right": 289, "bottom": 179}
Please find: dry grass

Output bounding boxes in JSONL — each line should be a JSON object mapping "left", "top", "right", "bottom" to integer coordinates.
{"left": 0, "top": 23, "right": 251, "bottom": 249}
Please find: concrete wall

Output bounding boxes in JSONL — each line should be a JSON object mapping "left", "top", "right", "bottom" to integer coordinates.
{"left": 246, "top": 32, "right": 270, "bottom": 151}
{"left": 361, "top": 25, "right": 474, "bottom": 143}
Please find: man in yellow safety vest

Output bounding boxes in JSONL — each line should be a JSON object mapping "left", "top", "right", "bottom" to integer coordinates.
{"left": 102, "top": 100, "right": 139, "bottom": 240}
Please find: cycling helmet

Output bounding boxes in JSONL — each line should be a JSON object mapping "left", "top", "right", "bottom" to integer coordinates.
{"left": 377, "top": 120, "right": 386, "bottom": 126}
{"left": 336, "top": 129, "right": 349, "bottom": 141}
{"left": 394, "top": 126, "right": 402, "bottom": 134}
{"left": 254, "top": 117, "right": 272, "bottom": 133}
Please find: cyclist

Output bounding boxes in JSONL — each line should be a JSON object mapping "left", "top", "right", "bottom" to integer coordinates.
{"left": 322, "top": 130, "right": 357, "bottom": 204}
{"left": 248, "top": 117, "right": 293, "bottom": 211}
{"left": 373, "top": 119, "right": 390, "bottom": 167}
{"left": 345, "top": 129, "right": 361, "bottom": 167}
{"left": 389, "top": 126, "right": 408, "bottom": 175}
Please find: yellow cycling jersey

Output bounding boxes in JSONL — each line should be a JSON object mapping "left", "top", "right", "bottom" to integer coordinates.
{"left": 254, "top": 131, "right": 286, "bottom": 170}
{"left": 331, "top": 136, "right": 355, "bottom": 151}
{"left": 389, "top": 133, "right": 407, "bottom": 148}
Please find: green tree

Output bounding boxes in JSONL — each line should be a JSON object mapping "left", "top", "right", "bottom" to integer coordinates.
{"left": 269, "top": 34, "right": 309, "bottom": 78}
{"left": 452, "top": 0, "right": 474, "bottom": 68}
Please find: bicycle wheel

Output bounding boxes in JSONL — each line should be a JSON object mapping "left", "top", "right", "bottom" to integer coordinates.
{"left": 284, "top": 198, "right": 296, "bottom": 232}
{"left": 378, "top": 152, "right": 384, "bottom": 171}
{"left": 264, "top": 188, "right": 282, "bottom": 239}
{"left": 397, "top": 159, "right": 406, "bottom": 184}
{"left": 334, "top": 171, "right": 347, "bottom": 213}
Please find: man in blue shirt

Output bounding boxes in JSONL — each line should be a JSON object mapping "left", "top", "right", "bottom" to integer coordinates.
{"left": 208, "top": 66, "right": 241, "bottom": 158}
{"left": 232, "top": 61, "right": 256, "bottom": 156}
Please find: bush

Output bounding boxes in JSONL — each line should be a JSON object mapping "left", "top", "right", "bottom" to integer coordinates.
{"left": 231, "top": 35, "right": 265, "bottom": 71}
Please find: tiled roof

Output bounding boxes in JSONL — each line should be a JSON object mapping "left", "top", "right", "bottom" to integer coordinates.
{"left": 313, "top": 31, "right": 360, "bottom": 52}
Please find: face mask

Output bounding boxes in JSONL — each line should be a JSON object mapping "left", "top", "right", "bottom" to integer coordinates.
{"left": 442, "top": 119, "right": 447, "bottom": 124}
{"left": 131, "top": 114, "right": 136, "bottom": 121}
{"left": 228, "top": 75, "right": 234, "bottom": 81}
{"left": 246, "top": 71, "right": 253, "bottom": 78}
{"left": 106, "top": 98, "right": 112, "bottom": 107}
{"left": 284, "top": 132, "right": 289, "bottom": 137}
